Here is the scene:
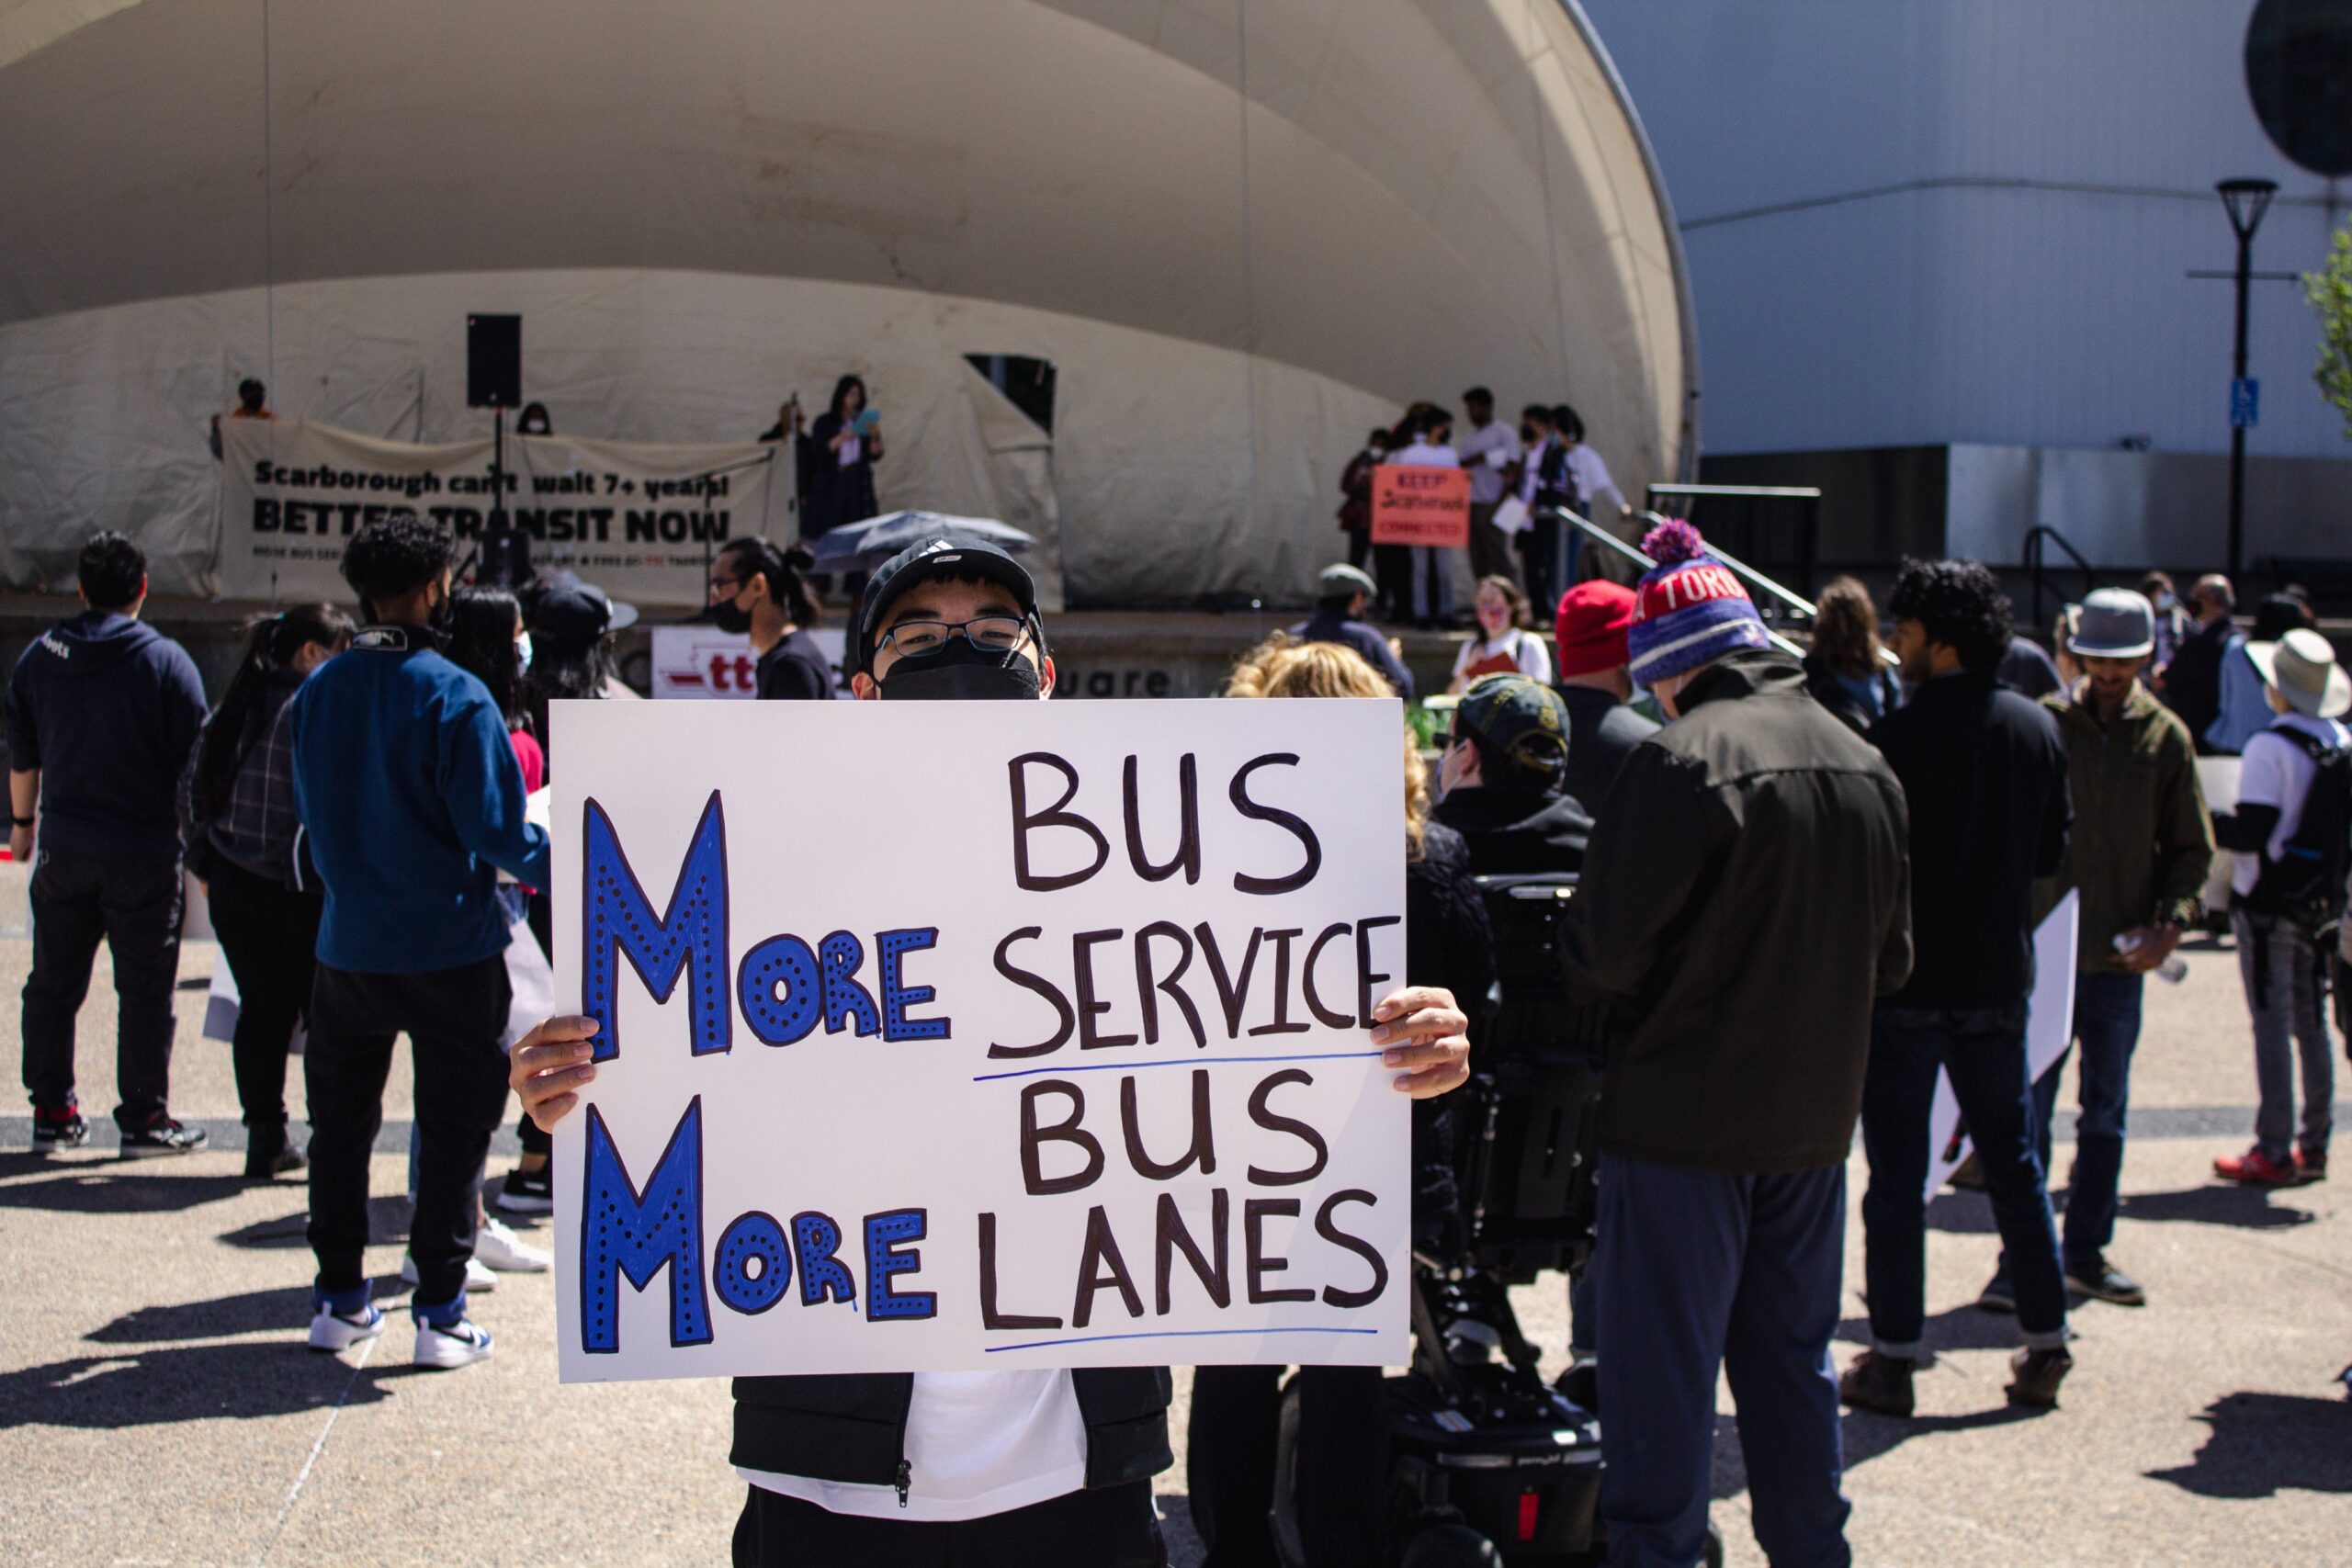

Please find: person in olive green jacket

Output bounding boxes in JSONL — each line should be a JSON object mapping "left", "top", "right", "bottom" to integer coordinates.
{"left": 1990, "top": 590, "right": 2212, "bottom": 1315}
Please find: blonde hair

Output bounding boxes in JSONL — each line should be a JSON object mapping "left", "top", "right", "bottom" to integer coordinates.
{"left": 1224, "top": 633, "right": 1430, "bottom": 859}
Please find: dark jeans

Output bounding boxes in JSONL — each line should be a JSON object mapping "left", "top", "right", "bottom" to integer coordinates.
{"left": 306, "top": 955, "right": 511, "bottom": 1306}
{"left": 205, "top": 858, "right": 322, "bottom": 1134}
{"left": 731, "top": 1480, "right": 1164, "bottom": 1567}
{"left": 1860, "top": 1006, "right": 2066, "bottom": 1352}
{"left": 2027, "top": 971, "right": 2144, "bottom": 1263}
{"left": 20, "top": 849, "right": 182, "bottom": 1129}
{"left": 1186, "top": 1363, "right": 1385, "bottom": 1567}
{"left": 1372, "top": 543, "right": 1413, "bottom": 622}
{"left": 1596, "top": 1156, "right": 1849, "bottom": 1568}
{"left": 1517, "top": 517, "right": 1577, "bottom": 620}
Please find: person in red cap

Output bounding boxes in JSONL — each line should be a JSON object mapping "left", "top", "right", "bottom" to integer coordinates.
{"left": 1553, "top": 580, "right": 1658, "bottom": 819}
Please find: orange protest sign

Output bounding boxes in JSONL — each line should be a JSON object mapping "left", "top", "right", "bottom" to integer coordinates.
{"left": 1370, "top": 464, "right": 1472, "bottom": 547}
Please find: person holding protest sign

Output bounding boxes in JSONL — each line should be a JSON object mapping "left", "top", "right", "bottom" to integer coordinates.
{"left": 1188, "top": 635, "right": 1496, "bottom": 1568}
{"left": 510, "top": 535, "right": 1475, "bottom": 1566}
{"left": 1990, "top": 591, "right": 2211, "bottom": 1314}
{"left": 707, "top": 536, "right": 835, "bottom": 700}
{"left": 182, "top": 604, "right": 354, "bottom": 1178}
{"left": 288, "top": 514, "right": 552, "bottom": 1370}
{"left": 12, "top": 532, "right": 211, "bottom": 1156}
{"left": 1843, "top": 560, "right": 2075, "bottom": 1419}
{"left": 1565, "top": 520, "right": 1911, "bottom": 1568}
{"left": 1392, "top": 407, "right": 1461, "bottom": 629}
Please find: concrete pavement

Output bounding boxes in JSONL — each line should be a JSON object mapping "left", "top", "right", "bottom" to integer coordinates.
{"left": 1, "top": 896, "right": 2346, "bottom": 1564}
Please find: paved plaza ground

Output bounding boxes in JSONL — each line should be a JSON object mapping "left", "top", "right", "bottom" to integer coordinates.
{"left": 1, "top": 858, "right": 2346, "bottom": 1564}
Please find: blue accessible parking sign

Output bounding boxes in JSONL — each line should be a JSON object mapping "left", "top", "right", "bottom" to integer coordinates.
{"left": 2231, "top": 378, "right": 2260, "bottom": 429}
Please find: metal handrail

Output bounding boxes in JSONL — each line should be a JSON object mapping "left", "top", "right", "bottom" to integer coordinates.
{"left": 1551, "top": 506, "right": 1900, "bottom": 668}
{"left": 2022, "top": 525, "right": 2096, "bottom": 633}
{"left": 1546, "top": 507, "right": 1809, "bottom": 661}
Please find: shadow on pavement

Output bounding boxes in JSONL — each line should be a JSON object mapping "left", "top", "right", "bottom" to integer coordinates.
{"left": 2116, "top": 1184, "right": 2317, "bottom": 1230}
{"left": 1712, "top": 1400, "right": 2041, "bottom": 1501}
{"left": 219, "top": 1194, "right": 411, "bottom": 1249}
{"left": 0, "top": 1340, "right": 393, "bottom": 1429}
{"left": 2146, "top": 1392, "right": 2352, "bottom": 1496}
{"left": 1834, "top": 1303, "right": 2022, "bottom": 1356}
{"left": 0, "top": 1166, "right": 247, "bottom": 1214}
{"left": 86, "top": 1285, "right": 316, "bottom": 1345}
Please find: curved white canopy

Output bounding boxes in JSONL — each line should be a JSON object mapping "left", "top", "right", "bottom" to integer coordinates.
{"left": 0, "top": 0, "right": 1694, "bottom": 602}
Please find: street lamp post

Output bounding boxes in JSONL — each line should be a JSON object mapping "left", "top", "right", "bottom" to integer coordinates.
{"left": 2217, "top": 178, "right": 2278, "bottom": 581}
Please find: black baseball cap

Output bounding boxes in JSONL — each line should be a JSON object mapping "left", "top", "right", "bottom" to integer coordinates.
{"left": 853, "top": 537, "right": 1039, "bottom": 676}
{"left": 529, "top": 580, "right": 639, "bottom": 645}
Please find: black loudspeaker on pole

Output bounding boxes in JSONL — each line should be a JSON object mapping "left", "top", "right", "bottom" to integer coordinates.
{"left": 466, "top": 314, "right": 526, "bottom": 587}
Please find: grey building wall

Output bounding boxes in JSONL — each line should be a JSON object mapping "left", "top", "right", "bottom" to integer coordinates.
{"left": 1579, "top": 0, "right": 2348, "bottom": 467}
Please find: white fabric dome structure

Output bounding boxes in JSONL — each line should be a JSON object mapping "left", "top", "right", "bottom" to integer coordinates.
{"left": 0, "top": 0, "right": 1695, "bottom": 606}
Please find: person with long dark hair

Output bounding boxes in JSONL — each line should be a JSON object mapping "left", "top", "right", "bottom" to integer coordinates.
{"left": 185, "top": 604, "right": 354, "bottom": 1177}
{"left": 707, "top": 537, "right": 834, "bottom": 699}
{"left": 801, "top": 373, "right": 884, "bottom": 542}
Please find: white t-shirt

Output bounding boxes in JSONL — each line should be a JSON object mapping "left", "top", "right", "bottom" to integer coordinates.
{"left": 1455, "top": 420, "right": 1521, "bottom": 504}
{"left": 1392, "top": 439, "right": 1460, "bottom": 469}
{"left": 1453, "top": 628, "right": 1554, "bottom": 685}
{"left": 737, "top": 1370, "right": 1087, "bottom": 1523}
{"left": 2232, "top": 712, "right": 2349, "bottom": 896}
{"left": 838, "top": 433, "right": 865, "bottom": 467}
{"left": 1563, "top": 443, "right": 1626, "bottom": 515}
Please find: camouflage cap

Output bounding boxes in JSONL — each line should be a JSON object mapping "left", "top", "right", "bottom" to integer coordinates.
{"left": 1452, "top": 673, "right": 1570, "bottom": 787}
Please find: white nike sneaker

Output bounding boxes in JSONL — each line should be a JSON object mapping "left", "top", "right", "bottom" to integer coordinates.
{"left": 474, "top": 1216, "right": 551, "bottom": 1273}
{"left": 308, "top": 1299, "right": 385, "bottom": 1353}
{"left": 401, "top": 1253, "right": 496, "bottom": 1292}
{"left": 413, "top": 1315, "right": 495, "bottom": 1371}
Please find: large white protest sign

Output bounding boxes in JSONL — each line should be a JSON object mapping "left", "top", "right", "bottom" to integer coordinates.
{"left": 1925, "top": 890, "right": 2080, "bottom": 1197}
{"left": 214, "top": 419, "right": 792, "bottom": 606}
{"left": 549, "top": 699, "right": 1411, "bottom": 1381}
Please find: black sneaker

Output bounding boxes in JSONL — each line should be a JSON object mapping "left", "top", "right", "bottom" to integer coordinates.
{"left": 2064, "top": 1253, "right": 2146, "bottom": 1306}
{"left": 493, "top": 1163, "right": 553, "bottom": 1215}
{"left": 120, "top": 1117, "right": 209, "bottom": 1158}
{"left": 31, "top": 1109, "right": 89, "bottom": 1153}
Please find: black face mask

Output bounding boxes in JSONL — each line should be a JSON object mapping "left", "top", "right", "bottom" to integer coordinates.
{"left": 876, "top": 637, "right": 1041, "bottom": 702}
{"left": 709, "top": 596, "right": 753, "bottom": 636}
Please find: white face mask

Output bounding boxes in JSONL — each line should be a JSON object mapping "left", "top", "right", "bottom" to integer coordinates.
{"left": 514, "top": 631, "right": 534, "bottom": 674}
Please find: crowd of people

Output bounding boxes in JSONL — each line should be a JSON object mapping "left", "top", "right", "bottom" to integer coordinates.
{"left": 8, "top": 496, "right": 2344, "bottom": 1564}
{"left": 1337, "top": 389, "right": 1633, "bottom": 630}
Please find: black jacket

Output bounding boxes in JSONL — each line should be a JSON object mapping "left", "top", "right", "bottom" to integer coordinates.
{"left": 1866, "top": 671, "right": 2070, "bottom": 1010}
{"left": 2162, "top": 614, "right": 2234, "bottom": 755}
{"left": 6, "top": 611, "right": 207, "bottom": 861}
{"left": 1553, "top": 684, "right": 1657, "bottom": 827}
{"left": 1566, "top": 651, "right": 1912, "bottom": 1172}
{"left": 1431, "top": 785, "right": 1590, "bottom": 875}
{"left": 1289, "top": 611, "right": 1416, "bottom": 700}
{"left": 732, "top": 1368, "right": 1172, "bottom": 1497}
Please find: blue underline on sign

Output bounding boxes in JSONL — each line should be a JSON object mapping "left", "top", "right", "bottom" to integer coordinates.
{"left": 985, "top": 1325, "right": 1382, "bottom": 1352}
{"left": 970, "top": 1048, "right": 1386, "bottom": 1084}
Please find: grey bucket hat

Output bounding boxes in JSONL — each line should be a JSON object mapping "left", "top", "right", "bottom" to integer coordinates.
{"left": 2067, "top": 588, "right": 2155, "bottom": 660}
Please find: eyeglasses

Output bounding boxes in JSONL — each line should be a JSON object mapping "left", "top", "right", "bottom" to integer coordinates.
{"left": 878, "top": 615, "right": 1029, "bottom": 659}
{"left": 707, "top": 574, "right": 746, "bottom": 597}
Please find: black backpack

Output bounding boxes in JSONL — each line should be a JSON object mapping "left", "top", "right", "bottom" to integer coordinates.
{"left": 2245, "top": 728, "right": 2352, "bottom": 927}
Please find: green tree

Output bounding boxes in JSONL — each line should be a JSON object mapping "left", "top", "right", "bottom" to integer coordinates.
{"left": 2311, "top": 218, "right": 2352, "bottom": 441}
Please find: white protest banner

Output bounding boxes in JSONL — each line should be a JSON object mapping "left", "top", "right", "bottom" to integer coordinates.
{"left": 649, "top": 626, "right": 849, "bottom": 698}
{"left": 215, "top": 419, "right": 792, "bottom": 606}
{"left": 1925, "top": 890, "right": 2080, "bottom": 1197}
{"left": 549, "top": 699, "right": 1411, "bottom": 1382}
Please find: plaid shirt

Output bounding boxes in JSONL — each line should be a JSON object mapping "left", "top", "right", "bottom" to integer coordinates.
{"left": 188, "top": 682, "right": 305, "bottom": 886}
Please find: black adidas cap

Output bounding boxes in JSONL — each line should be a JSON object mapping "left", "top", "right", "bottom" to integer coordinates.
{"left": 852, "top": 536, "right": 1039, "bottom": 677}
